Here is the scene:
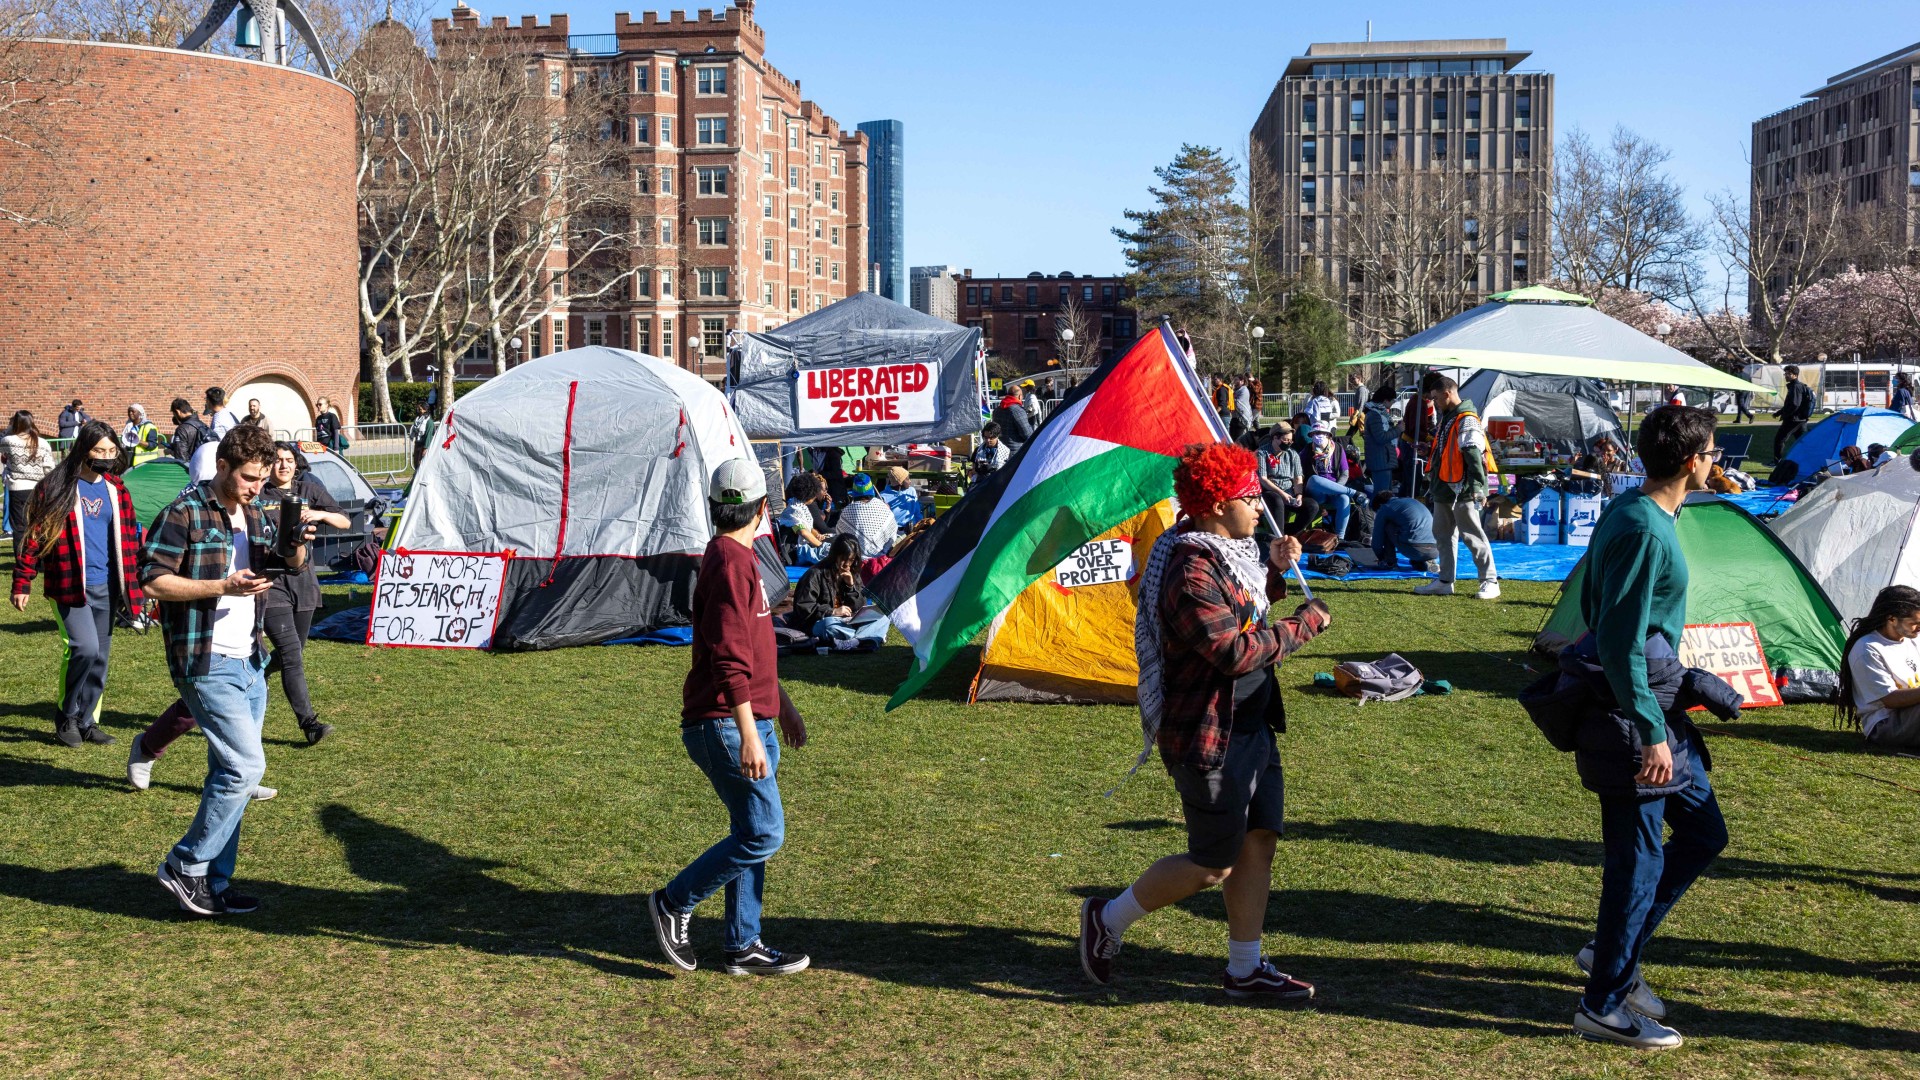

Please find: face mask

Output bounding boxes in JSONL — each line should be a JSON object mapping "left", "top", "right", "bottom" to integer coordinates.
{"left": 88, "top": 456, "right": 119, "bottom": 473}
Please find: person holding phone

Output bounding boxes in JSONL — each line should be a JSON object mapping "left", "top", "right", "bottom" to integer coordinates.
{"left": 259, "top": 442, "right": 348, "bottom": 744}
{"left": 139, "top": 424, "right": 314, "bottom": 916}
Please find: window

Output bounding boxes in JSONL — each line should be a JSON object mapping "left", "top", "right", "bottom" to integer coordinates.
{"left": 660, "top": 270, "right": 673, "bottom": 297}
{"left": 1026, "top": 284, "right": 1038, "bottom": 303}
{"left": 697, "top": 268, "right": 728, "bottom": 297}
{"left": 659, "top": 64, "right": 671, "bottom": 93}
{"left": 1023, "top": 348, "right": 1039, "bottom": 365}
{"left": 1513, "top": 255, "right": 1529, "bottom": 281}
{"left": 660, "top": 220, "right": 673, "bottom": 244}
{"left": 634, "top": 64, "right": 649, "bottom": 92}
{"left": 697, "top": 217, "right": 728, "bottom": 245}
{"left": 830, "top": 192, "right": 840, "bottom": 211}
{"left": 1431, "top": 92, "right": 1447, "bottom": 121}
{"left": 550, "top": 271, "right": 564, "bottom": 298}
{"left": 1058, "top": 285, "right": 1068, "bottom": 303}
{"left": 635, "top": 167, "right": 651, "bottom": 194}
{"left": 761, "top": 283, "right": 775, "bottom": 306}
{"left": 634, "top": 268, "right": 651, "bottom": 297}
{"left": 764, "top": 151, "right": 775, "bottom": 176}
{"left": 831, "top": 155, "right": 840, "bottom": 177}
{"left": 396, "top": 115, "right": 409, "bottom": 137}
{"left": 1911, "top": 166, "right": 1920, "bottom": 191}
{"left": 831, "top": 263, "right": 840, "bottom": 283}
{"left": 586, "top": 317, "right": 605, "bottom": 347}
{"left": 1465, "top": 92, "right": 1480, "bottom": 124}
{"left": 1302, "top": 97, "right": 1317, "bottom": 128}
{"left": 763, "top": 238, "right": 776, "bottom": 261}
{"left": 1350, "top": 135, "right": 1364, "bottom": 162}
{"left": 696, "top": 117, "right": 728, "bottom": 145}
{"left": 634, "top": 317, "right": 651, "bottom": 354}
{"left": 598, "top": 119, "right": 616, "bottom": 141}
{"left": 552, "top": 320, "right": 565, "bottom": 352}
{"left": 813, "top": 181, "right": 823, "bottom": 203}
{"left": 966, "top": 286, "right": 978, "bottom": 305}
{"left": 763, "top": 106, "right": 776, "bottom": 132}
{"left": 788, "top": 125, "right": 799, "bottom": 149}
{"left": 695, "top": 167, "right": 728, "bottom": 196}
{"left": 1001, "top": 286, "right": 1013, "bottom": 302}
{"left": 789, "top": 248, "right": 800, "bottom": 269}
{"left": 1114, "top": 317, "right": 1133, "bottom": 339}
{"left": 1302, "top": 136, "right": 1316, "bottom": 164}
{"left": 659, "top": 167, "right": 672, "bottom": 195}
{"left": 548, "top": 70, "right": 561, "bottom": 97}
{"left": 1383, "top": 133, "right": 1398, "bottom": 159}
{"left": 702, "top": 317, "right": 725, "bottom": 357}
{"left": 762, "top": 194, "right": 775, "bottom": 219}
{"left": 1350, "top": 95, "right": 1365, "bottom": 124}
{"left": 814, "top": 294, "right": 824, "bottom": 311}
{"left": 1516, "top": 91, "right": 1531, "bottom": 121}
{"left": 1383, "top": 95, "right": 1398, "bottom": 125}
{"left": 696, "top": 67, "right": 726, "bottom": 94}
{"left": 1516, "top": 133, "right": 1531, "bottom": 160}
{"left": 1082, "top": 285, "right": 1094, "bottom": 301}
{"left": 813, "top": 145, "right": 822, "bottom": 165}
{"left": 1515, "top": 222, "right": 1530, "bottom": 249}
{"left": 1463, "top": 217, "right": 1479, "bottom": 243}
{"left": 1434, "top": 133, "right": 1448, "bottom": 160}
{"left": 831, "top": 226, "right": 840, "bottom": 244}
{"left": 788, "top": 165, "right": 801, "bottom": 188}
{"left": 1856, "top": 172, "right": 1880, "bottom": 204}
{"left": 1465, "top": 134, "right": 1480, "bottom": 163}
{"left": 812, "top": 219, "right": 822, "bottom": 239}
{"left": 813, "top": 257, "right": 823, "bottom": 277}
{"left": 1023, "top": 317, "right": 1039, "bottom": 340}
{"left": 659, "top": 116, "right": 672, "bottom": 145}
{"left": 1302, "top": 177, "right": 1317, "bottom": 206}
{"left": 789, "top": 287, "right": 800, "bottom": 310}
{"left": 1101, "top": 284, "right": 1113, "bottom": 302}
{"left": 632, "top": 115, "right": 650, "bottom": 143}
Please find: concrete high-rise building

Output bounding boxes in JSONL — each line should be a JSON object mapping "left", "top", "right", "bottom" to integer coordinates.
{"left": 909, "top": 264, "right": 960, "bottom": 322}
{"left": 1252, "top": 39, "right": 1553, "bottom": 349}
{"left": 858, "top": 119, "right": 905, "bottom": 301}
{"left": 1750, "top": 41, "right": 1920, "bottom": 307}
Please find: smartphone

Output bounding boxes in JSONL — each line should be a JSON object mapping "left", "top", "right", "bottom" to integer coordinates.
{"left": 250, "top": 542, "right": 291, "bottom": 578}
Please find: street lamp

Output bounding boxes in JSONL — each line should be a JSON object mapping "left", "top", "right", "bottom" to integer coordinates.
{"left": 1250, "top": 324, "right": 1265, "bottom": 382}
{"left": 508, "top": 336, "right": 522, "bottom": 368}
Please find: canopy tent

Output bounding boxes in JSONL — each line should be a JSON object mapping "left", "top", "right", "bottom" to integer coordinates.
{"left": 1536, "top": 493, "right": 1846, "bottom": 702}
{"left": 971, "top": 502, "right": 1175, "bottom": 704}
{"left": 1779, "top": 407, "right": 1915, "bottom": 477}
{"left": 392, "top": 346, "right": 786, "bottom": 650}
{"left": 1459, "top": 370, "right": 1624, "bottom": 455}
{"left": 1342, "top": 287, "right": 1765, "bottom": 392}
{"left": 121, "top": 458, "right": 191, "bottom": 532}
{"left": 1769, "top": 458, "right": 1920, "bottom": 626}
{"left": 731, "top": 291, "right": 984, "bottom": 446}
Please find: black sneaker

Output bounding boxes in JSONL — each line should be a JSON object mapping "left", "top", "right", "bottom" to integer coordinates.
{"left": 157, "top": 861, "right": 219, "bottom": 916}
{"left": 723, "top": 941, "right": 810, "bottom": 976}
{"left": 1221, "top": 959, "right": 1316, "bottom": 1004}
{"left": 214, "top": 890, "right": 260, "bottom": 915}
{"left": 1079, "top": 897, "right": 1121, "bottom": 985}
{"left": 648, "top": 890, "right": 696, "bottom": 972}
{"left": 300, "top": 720, "right": 334, "bottom": 746}
{"left": 80, "top": 725, "right": 116, "bottom": 745}
{"left": 53, "top": 720, "right": 82, "bottom": 748}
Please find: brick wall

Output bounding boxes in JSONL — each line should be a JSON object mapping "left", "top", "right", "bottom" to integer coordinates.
{"left": 0, "top": 40, "right": 359, "bottom": 431}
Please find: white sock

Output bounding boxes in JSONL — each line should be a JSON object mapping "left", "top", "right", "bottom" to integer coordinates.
{"left": 1226, "top": 938, "right": 1263, "bottom": 978}
{"left": 1102, "top": 887, "right": 1148, "bottom": 936}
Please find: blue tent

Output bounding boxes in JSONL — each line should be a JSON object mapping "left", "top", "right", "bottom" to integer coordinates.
{"left": 1782, "top": 407, "right": 1914, "bottom": 475}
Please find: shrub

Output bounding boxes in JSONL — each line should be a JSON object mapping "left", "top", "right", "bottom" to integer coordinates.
{"left": 358, "top": 381, "right": 484, "bottom": 422}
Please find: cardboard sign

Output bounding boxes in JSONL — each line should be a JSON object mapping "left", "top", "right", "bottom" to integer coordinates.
{"left": 1054, "top": 537, "right": 1134, "bottom": 590}
{"left": 1678, "top": 621, "right": 1783, "bottom": 708}
{"left": 368, "top": 550, "right": 509, "bottom": 649}
{"left": 796, "top": 363, "right": 938, "bottom": 429}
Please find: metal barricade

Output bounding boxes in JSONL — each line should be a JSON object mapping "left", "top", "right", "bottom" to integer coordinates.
{"left": 339, "top": 423, "right": 412, "bottom": 482}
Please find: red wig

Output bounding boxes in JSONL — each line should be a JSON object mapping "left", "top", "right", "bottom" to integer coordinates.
{"left": 1173, "top": 442, "right": 1259, "bottom": 515}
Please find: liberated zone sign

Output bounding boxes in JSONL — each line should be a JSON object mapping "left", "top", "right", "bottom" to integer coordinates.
{"left": 368, "top": 550, "right": 509, "bottom": 649}
{"left": 1054, "top": 537, "right": 1134, "bottom": 590}
{"left": 1678, "top": 621, "right": 1783, "bottom": 708}
{"left": 796, "top": 363, "right": 937, "bottom": 428}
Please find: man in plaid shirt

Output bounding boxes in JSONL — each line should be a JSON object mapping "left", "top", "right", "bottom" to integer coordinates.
{"left": 1081, "top": 442, "right": 1330, "bottom": 1002}
{"left": 139, "top": 424, "right": 312, "bottom": 917}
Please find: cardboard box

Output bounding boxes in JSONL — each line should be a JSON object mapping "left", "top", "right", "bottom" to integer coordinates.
{"left": 1564, "top": 493, "right": 1602, "bottom": 547}
{"left": 1515, "top": 489, "right": 1563, "bottom": 546}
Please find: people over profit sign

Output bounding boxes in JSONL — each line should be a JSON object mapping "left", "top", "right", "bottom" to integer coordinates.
{"left": 1054, "top": 538, "right": 1133, "bottom": 589}
{"left": 796, "top": 363, "right": 938, "bottom": 428}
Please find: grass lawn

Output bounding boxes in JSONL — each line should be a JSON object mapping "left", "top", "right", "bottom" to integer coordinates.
{"left": 1, "top": 575, "right": 1916, "bottom": 1077}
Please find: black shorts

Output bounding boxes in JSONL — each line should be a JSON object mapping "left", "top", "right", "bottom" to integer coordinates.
{"left": 1165, "top": 722, "right": 1286, "bottom": 869}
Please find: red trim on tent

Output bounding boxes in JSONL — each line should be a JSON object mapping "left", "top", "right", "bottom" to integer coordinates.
{"left": 439, "top": 411, "right": 458, "bottom": 449}
{"left": 544, "top": 382, "right": 580, "bottom": 585}
{"left": 672, "top": 408, "right": 687, "bottom": 458}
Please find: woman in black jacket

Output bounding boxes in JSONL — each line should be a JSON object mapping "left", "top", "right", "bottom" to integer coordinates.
{"left": 790, "top": 535, "right": 886, "bottom": 651}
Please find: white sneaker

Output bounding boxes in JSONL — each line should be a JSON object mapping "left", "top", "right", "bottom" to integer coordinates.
{"left": 1477, "top": 580, "right": 1502, "bottom": 600}
{"left": 1412, "top": 579, "right": 1454, "bottom": 596}
{"left": 250, "top": 786, "right": 277, "bottom": 802}
{"left": 1575, "top": 946, "right": 1667, "bottom": 1020}
{"left": 1573, "top": 1003, "right": 1682, "bottom": 1049}
{"left": 127, "top": 737, "right": 154, "bottom": 791}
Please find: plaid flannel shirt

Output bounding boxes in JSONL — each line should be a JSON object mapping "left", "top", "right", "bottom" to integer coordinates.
{"left": 139, "top": 481, "right": 277, "bottom": 681}
{"left": 1155, "top": 542, "right": 1328, "bottom": 770}
{"left": 10, "top": 472, "right": 146, "bottom": 609}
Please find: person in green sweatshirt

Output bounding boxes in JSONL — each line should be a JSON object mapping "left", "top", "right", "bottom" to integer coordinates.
{"left": 1569, "top": 404, "right": 1728, "bottom": 1050}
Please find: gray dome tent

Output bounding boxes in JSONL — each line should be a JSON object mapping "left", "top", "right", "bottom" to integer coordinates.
{"left": 1459, "top": 370, "right": 1624, "bottom": 457}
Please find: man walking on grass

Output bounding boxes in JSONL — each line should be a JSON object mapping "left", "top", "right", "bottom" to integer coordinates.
{"left": 1772, "top": 364, "right": 1814, "bottom": 464}
{"left": 141, "top": 425, "right": 312, "bottom": 916}
{"left": 1566, "top": 405, "right": 1729, "bottom": 1049}
{"left": 1080, "top": 442, "right": 1330, "bottom": 1002}
{"left": 1412, "top": 372, "right": 1498, "bottom": 600}
{"left": 650, "top": 459, "right": 810, "bottom": 976}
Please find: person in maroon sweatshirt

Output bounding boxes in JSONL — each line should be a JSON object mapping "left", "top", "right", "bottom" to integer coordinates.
{"left": 649, "top": 458, "right": 810, "bottom": 976}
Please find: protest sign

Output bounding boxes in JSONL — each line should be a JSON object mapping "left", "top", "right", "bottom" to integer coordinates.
{"left": 1678, "top": 621, "right": 1783, "bottom": 708}
{"left": 1053, "top": 537, "right": 1134, "bottom": 591}
{"left": 368, "top": 550, "right": 509, "bottom": 649}
{"left": 795, "top": 362, "right": 939, "bottom": 429}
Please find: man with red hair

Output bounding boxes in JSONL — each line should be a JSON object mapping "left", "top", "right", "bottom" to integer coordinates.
{"left": 1080, "top": 441, "right": 1331, "bottom": 1001}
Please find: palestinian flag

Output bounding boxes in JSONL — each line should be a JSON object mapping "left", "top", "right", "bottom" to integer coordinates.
{"left": 873, "top": 324, "right": 1225, "bottom": 709}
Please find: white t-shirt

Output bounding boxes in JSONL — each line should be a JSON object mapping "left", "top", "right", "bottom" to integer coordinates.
{"left": 208, "top": 408, "right": 241, "bottom": 438}
{"left": 188, "top": 440, "right": 218, "bottom": 482}
{"left": 1847, "top": 630, "right": 1920, "bottom": 739}
{"left": 210, "top": 515, "right": 256, "bottom": 659}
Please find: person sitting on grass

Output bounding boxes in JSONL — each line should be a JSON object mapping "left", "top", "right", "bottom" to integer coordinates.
{"left": 1303, "top": 425, "right": 1363, "bottom": 541}
{"left": 1370, "top": 493, "right": 1438, "bottom": 573}
{"left": 776, "top": 472, "right": 831, "bottom": 565}
{"left": 1838, "top": 445, "right": 1872, "bottom": 475}
{"left": 648, "top": 459, "right": 810, "bottom": 977}
{"left": 1839, "top": 584, "right": 1920, "bottom": 749}
{"left": 878, "top": 466, "right": 924, "bottom": 529}
{"left": 1079, "top": 441, "right": 1330, "bottom": 1004}
{"left": 790, "top": 535, "right": 886, "bottom": 652}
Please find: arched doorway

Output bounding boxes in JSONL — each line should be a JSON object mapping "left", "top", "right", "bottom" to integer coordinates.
{"left": 231, "top": 374, "right": 312, "bottom": 438}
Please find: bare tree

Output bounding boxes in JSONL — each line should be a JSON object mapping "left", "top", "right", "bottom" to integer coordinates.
{"left": 1685, "top": 180, "right": 1848, "bottom": 366}
{"left": 1053, "top": 292, "right": 1097, "bottom": 369}
{"left": 1551, "top": 127, "right": 1703, "bottom": 301}
{"left": 0, "top": 6, "right": 88, "bottom": 227}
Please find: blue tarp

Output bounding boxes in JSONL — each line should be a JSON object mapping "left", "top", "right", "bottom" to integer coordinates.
{"left": 1308, "top": 541, "right": 1585, "bottom": 582}
{"left": 601, "top": 626, "right": 695, "bottom": 647}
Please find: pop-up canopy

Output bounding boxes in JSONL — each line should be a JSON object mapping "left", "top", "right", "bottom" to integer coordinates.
{"left": 731, "top": 292, "right": 983, "bottom": 446}
{"left": 1342, "top": 287, "right": 1765, "bottom": 392}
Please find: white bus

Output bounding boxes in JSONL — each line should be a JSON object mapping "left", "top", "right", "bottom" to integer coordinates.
{"left": 1816, "top": 361, "right": 1916, "bottom": 411}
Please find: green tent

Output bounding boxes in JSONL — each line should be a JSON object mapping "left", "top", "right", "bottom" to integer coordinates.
{"left": 1891, "top": 424, "right": 1920, "bottom": 455}
{"left": 1536, "top": 493, "right": 1846, "bottom": 703}
{"left": 121, "top": 459, "right": 190, "bottom": 534}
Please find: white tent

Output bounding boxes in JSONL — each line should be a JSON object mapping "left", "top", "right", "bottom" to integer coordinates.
{"left": 394, "top": 346, "right": 781, "bottom": 649}
{"left": 1769, "top": 459, "right": 1920, "bottom": 626}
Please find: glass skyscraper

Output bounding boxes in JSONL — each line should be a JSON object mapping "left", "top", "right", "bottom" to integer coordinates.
{"left": 857, "top": 119, "right": 905, "bottom": 302}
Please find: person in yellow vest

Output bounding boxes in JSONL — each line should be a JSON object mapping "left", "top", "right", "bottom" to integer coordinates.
{"left": 1412, "top": 373, "right": 1499, "bottom": 600}
{"left": 121, "top": 405, "right": 164, "bottom": 466}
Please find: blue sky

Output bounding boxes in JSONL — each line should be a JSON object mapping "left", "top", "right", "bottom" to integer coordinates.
{"left": 548, "top": 0, "right": 1915, "bottom": 279}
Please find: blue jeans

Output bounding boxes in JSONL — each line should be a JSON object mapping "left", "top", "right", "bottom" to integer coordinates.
{"left": 1305, "top": 475, "right": 1356, "bottom": 539}
{"left": 664, "top": 717, "right": 785, "bottom": 952}
{"left": 813, "top": 611, "right": 888, "bottom": 645}
{"left": 1367, "top": 466, "right": 1396, "bottom": 498}
{"left": 1372, "top": 522, "right": 1438, "bottom": 570}
{"left": 168, "top": 653, "right": 268, "bottom": 893}
{"left": 1584, "top": 728, "right": 1728, "bottom": 1015}
{"left": 793, "top": 541, "right": 827, "bottom": 566}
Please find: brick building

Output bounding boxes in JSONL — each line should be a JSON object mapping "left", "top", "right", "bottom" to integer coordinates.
{"left": 0, "top": 40, "right": 359, "bottom": 435}
{"left": 952, "top": 271, "right": 1138, "bottom": 372}
{"left": 431, "top": 1, "right": 869, "bottom": 383}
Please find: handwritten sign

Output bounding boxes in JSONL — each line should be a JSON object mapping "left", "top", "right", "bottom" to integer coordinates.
{"left": 1678, "top": 621, "right": 1782, "bottom": 708}
{"left": 1054, "top": 538, "right": 1134, "bottom": 590}
{"left": 796, "top": 363, "right": 938, "bottom": 428}
{"left": 368, "top": 550, "right": 509, "bottom": 649}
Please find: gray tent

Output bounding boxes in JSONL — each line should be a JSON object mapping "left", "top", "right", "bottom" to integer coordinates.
{"left": 1459, "top": 370, "right": 1625, "bottom": 456}
{"left": 732, "top": 292, "right": 983, "bottom": 445}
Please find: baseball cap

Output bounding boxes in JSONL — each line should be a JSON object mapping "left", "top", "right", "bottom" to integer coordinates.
{"left": 709, "top": 458, "right": 767, "bottom": 505}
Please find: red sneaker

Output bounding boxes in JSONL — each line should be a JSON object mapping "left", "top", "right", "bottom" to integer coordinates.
{"left": 1222, "top": 960, "right": 1315, "bottom": 1003}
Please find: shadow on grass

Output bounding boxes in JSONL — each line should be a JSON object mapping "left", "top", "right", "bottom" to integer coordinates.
{"left": 0, "top": 754, "right": 201, "bottom": 796}
{"left": 0, "top": 618, "right": 55, "bottom": 635}
{"left": 1696, "top": 719, "right": 1881, "bottom": 757}
{"left": 1381, "top": 650, "right": 1537, "bottom": 697}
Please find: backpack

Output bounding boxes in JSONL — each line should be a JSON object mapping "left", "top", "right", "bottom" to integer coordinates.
{"left": 1297, "top": 529, "right": 1341, "bottom": 555}
{"left": 1305, "top": 552, "right": 1353, "bottom": 578}
{"left": 1332, "top": 653, "right": 1425, "bottom": 703}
